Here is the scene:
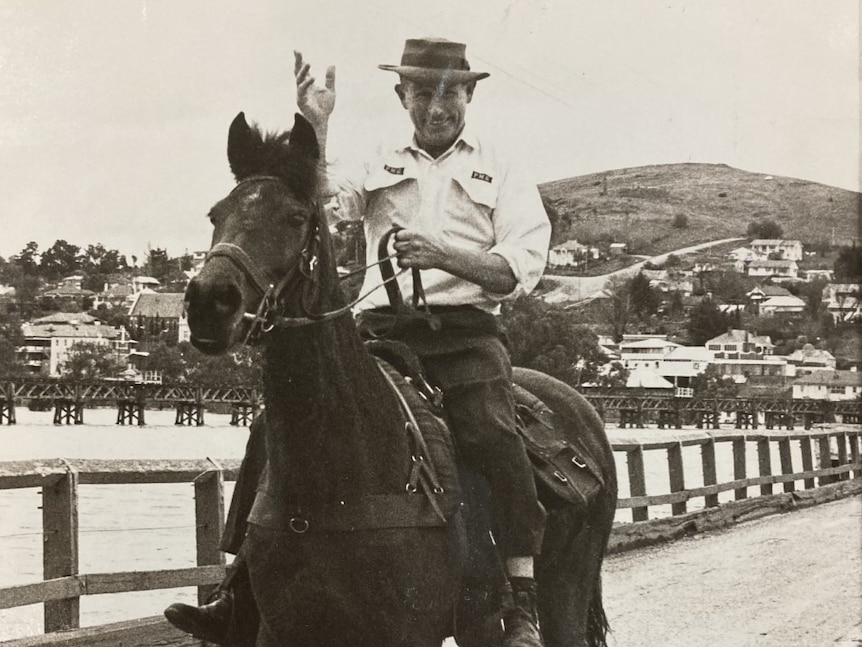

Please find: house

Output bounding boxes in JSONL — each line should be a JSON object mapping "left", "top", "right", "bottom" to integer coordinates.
{"left": 791, "top": 370, "right": 862, "bottom": 401}
{"left": 657, "top": 345, "right": 713, "bottom": 392}
{"left": 619, "top": 335, "right": 680, "bottom": 371}
{"left": 19, "top": 312, "right": 133, "bottom": 377}
{"left": 728, "top": 247, "right": 759, "bottom": 272}
{"left": 757, "top": 295, "right": 806, "bottom": 317}
{"left": 132, "top": 276, "right": 161, "bottom": 293}
{"left": 749, "top": 239, "right": 803, "bottom": 261}
{"left": 705, "top": 329, "right": 774, "bottom": 357}
{"left": 824, "top": 283, "right": 862, "bottom": 322}
{"left": 711, "top": 355, "right": 790, "bottom": 381}
{"left": 783, "top": 344, "right": 836, "bottom": 373}
{"left": 609, "top": 242, "right": 627, "bottom": 256}
{"left": 625, "top": 367, "right": 674, "bottom": 391}
{"left": 800, "top": 268, "right": 833, "bottom": 282}
{"left": 41, "top": 284, "right": 96, "bottom": 311}
{"left": 93, "top": 282, "right": 136, "bottom": 309}
{"left": 547, "top": 240, "right": 598, "bottom": 267}
{"left": 127, "top": 292, "right": 190, "bottom": 348}
{"left": 746, "top": 259, "right": 798, "bottom": 281}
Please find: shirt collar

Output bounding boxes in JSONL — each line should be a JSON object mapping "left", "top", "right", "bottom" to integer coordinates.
{"left": 399, "top": 122, "right": 478, "bottom": 158}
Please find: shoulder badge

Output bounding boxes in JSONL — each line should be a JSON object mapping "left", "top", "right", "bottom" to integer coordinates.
{"left": 471, "top": 171, "right": 493, "bottom": 184}
{"left": 384, "top": 165, "right": 405, "bottom": 175}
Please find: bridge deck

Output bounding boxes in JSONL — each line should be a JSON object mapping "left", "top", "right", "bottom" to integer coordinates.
{"left": 603, "top": 496, "right": 862, "bottom": 646}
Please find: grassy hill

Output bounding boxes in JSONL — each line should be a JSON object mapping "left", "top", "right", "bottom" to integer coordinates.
{"left": 539, "top": 163, "right": 861, "bottom": 256}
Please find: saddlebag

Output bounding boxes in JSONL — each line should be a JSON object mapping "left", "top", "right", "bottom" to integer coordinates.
{"left": 513, "top": 383, "right": 605, "bottom": 510}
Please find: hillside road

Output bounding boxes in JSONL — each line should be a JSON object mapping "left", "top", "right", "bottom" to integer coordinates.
{"left": 542, "top": 237, "right": 745, "bottom": 305}
{"left": 602, "top": 496, "right": 862, "bottom": 646}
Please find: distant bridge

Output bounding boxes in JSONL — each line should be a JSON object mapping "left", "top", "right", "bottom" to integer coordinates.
{"left": 0, "top": 378, "right": 857, "bottom": 429}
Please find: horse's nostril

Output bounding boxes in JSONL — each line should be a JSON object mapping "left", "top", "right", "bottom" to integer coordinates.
{"left": 212, "top": 283, "right": 242, "bottom": 315}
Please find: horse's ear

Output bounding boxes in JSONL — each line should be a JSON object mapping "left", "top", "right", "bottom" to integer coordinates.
{"left": 227, "top": 112, "right": 260, "bottom": 180}
{"left": 284, "top": 113, "right": 320, "bottom": 199}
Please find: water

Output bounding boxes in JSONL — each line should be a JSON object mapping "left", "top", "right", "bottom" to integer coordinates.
{"left": 0, "top": 407, "right": 248, "bottom": 640}
{"left": 0, "top": 408, "right": 836, "bottom": 640}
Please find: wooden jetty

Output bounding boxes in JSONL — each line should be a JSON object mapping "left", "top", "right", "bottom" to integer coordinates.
{"left": 0, "top": 378, "right": 857, "bottom": 430}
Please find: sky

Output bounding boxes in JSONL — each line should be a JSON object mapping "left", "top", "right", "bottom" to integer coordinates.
{"left": 0, "top": 0, "right": 858, "bottom": 263}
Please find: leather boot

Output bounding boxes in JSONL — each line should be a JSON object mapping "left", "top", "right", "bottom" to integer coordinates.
{"left": 164, "top": 589, "right": 233, "bottom": 644}
{"left": 503, "top": 578, "right": 544, "bottom": 647}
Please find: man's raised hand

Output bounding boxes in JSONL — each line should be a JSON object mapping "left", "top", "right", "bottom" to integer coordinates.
{"left": 294, "top": 50, "right": 336, "bottom": 128}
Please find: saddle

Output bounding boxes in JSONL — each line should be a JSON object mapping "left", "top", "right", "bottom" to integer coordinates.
{"left": 367, "top": 339, "right": 604, "bottom": 513}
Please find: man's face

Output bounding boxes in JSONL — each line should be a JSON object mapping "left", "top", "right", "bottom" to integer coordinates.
{"left": 396, "top": 78, "right": 475, "bottom": 157}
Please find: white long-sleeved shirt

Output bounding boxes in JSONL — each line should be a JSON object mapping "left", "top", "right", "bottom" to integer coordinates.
{"left": 330, "top": 124, "right": 551, "bottom": 314}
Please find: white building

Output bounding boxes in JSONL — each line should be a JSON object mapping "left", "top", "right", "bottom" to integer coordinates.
{"left": 19, "top": 313, "right": 133, "bottom": 377}
{"left": 749, "top": 239, "right": 803, "bottom": 261}
{"left": 783, "top": 344, "right": 836, "bottom": 373}
{"left": 824, "top": 283, "right": 861, "bottom": 323}
{"left": 705, "top": 329, "right": 774, "bottom": 356}
{"left": 747, "top": 259, "right": 799, "bottom": 281}
{"left": 791, "top": 370, "right": 862, "bottom": 401}
{"left": 758, "top": 295, "right": 806, "bottom": 316}
{"left": 619, "top": 336, "right": 680, "bottom": 371}
{"left": 547, "top": 240, "right": 598, "bottom": 267}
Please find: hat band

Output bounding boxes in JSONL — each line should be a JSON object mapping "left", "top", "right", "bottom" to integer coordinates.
{"left": 400, "top": 52, "right": 470, "bottom": 71}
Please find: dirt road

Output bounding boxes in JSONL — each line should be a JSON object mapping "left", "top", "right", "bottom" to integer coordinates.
{"left": 542, "top": 237, "right": 745, "bottom": 305}
{"left": 602, "top": 497, "right": 862, "bottom": 646}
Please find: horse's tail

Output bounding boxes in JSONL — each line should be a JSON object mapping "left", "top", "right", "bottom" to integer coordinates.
{"left": 585, "top": 574, "right": 610, "bottom": 647}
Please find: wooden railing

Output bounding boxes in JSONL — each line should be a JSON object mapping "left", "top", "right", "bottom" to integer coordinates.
{"left": 0, "top": 428, "right": 859, "bottom": 646}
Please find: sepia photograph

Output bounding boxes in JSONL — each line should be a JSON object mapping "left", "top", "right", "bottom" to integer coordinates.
{"left": 0, "top": 2, "right": 859, "bottom": 645}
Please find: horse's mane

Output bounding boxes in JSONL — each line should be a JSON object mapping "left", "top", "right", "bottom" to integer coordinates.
{"left": 228, "top": 117, "right": 319, "bottom": 201}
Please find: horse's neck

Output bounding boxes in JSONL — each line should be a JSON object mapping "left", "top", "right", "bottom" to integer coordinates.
{"left": 262, "top": 315, "right": 408, "bottom": 502}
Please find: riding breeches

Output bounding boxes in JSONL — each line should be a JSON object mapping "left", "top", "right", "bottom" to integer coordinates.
{"left": 418, "top": 334, "right": 546, "bottom": 558}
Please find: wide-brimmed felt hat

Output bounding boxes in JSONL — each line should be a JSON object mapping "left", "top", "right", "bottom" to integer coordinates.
{"left": 379, "top": 38, "right": 490, "bottom": 84}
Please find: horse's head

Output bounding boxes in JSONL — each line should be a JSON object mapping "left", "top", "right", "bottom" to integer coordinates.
{"left": 185, "top": 112, "right": 323, "bottom": 354}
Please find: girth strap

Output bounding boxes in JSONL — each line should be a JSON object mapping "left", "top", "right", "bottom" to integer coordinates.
{"left": 249, "top": 491, "right": 447, "bottom": 533}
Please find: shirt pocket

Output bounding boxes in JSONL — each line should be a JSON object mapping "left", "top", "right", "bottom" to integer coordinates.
{"left": 452, "top": 172, "right": 499, "bottom": 211}
{"left": 363, "top": 165, "right": 420, "bottom": 229}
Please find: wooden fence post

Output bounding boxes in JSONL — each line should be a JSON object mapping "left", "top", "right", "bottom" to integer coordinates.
{"left": 42, "top": 464, "right": 79, "bottom": 632}
{"left": 194, "top": 467, "right": 225, "bottom": 604}
{"left": 732, "top": 437, "right": 747, "bottom": 500}
{"left": 757, "top": 437, "right": 772, "bottom": 496}
{"left": 626, "top": 447, "right": 648, "bottom": 522}
{"left": 778, "top": 437, "right": 794, "bottom": 493}
{"left": 849, "top": 433, "right": 861, "bottom": 479}
{"left": 700, "top": 438, "right": 719, "bottom": 508}
{"left": 818, "top": 435, "right": 833, "bottom": 486}
{"left": 667, "top": 442, "right": 686, "bottom": 516}
{"left": 835, "top": 432, "right": 848, "bottom": 481}
{"left": 799, "top": 437, "right": 815, "bottom": 489}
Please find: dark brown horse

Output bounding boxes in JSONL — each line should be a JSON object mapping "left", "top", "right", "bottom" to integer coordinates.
{"left": 184, "top": 111, "right": 617, "bottom": 647}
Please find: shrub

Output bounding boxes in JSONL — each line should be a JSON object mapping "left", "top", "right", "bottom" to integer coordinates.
{"left": 672, "top": 213, "right": 689, "bottom": 229}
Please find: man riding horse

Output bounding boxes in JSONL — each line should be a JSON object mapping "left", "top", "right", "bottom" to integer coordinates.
{"left": 167, "top": 37, "right": 552, "bottom": 647}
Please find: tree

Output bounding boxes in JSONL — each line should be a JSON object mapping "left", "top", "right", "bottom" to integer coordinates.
{"left": 686, "top": 298, "right": 731, "bottom": 345}
{"left": 746, "top": 219, "right": 783, "bottom": 239}
{"left": 501, "top": 297, "right": 606, "bottom": 387}
{"left": 11, "top": 242, "right": 40, "bottom": 276}
{"left": 181, "top": 342, "right": 263, "bottom": 385}
{"left": 40, "top": 240, "right": 82, "bottom": 280}
{"left": 602, "top": 275, "right": 633, "bottom": 342}
{"left": 0, "top": 316, "right": 26, "bottom": 377}
{"left": 690, "top": 365, "right": 739, "bottom": 399}
{"left": 61, "top": 341, "right": 123, "bottom": 380}
{"left": 629, "top": 272, "right": 660, "bottom": 318}
{"left": 833, "top": 246, "right": 862, "bottom": 281}
{"left": 81, "top": 243, "right": 128, "bottom": 276}
{"left": 143, "top": 342, "right": 187, "bottom": 382}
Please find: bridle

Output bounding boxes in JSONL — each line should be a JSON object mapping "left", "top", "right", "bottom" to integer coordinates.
{"left": 201, "top": 175, "right": 409, "bottom": 343}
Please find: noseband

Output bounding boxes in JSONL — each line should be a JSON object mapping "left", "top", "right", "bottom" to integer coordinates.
{"left": 202, "top": 176, "right": 355, "bottom": 343}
